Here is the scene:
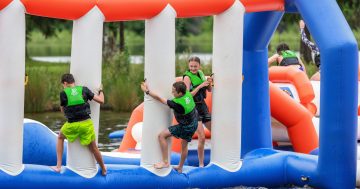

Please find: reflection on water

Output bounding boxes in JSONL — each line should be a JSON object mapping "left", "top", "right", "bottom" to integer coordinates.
{"left": 25, "top": 111, "right": 130, "bottom": 152}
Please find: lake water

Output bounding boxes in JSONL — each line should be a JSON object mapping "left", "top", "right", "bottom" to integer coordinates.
{"left": 31, "top": 53, "right": 214, "bottom": 64}
{"left": 30, "top": 52, "right": 360, "bottom": 65}
{"left": 25, "top": 111, "right": 130, "bottom": 152}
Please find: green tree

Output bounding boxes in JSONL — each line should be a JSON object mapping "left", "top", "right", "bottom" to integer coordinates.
{"left": 26, "top": 15, "right": 71, "bottom": 40}
{"left": 337, "top": 0, "right": 360, "bottom": 28}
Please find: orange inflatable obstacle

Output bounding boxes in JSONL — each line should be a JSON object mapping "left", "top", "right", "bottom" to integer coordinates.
{"left": 269, "top": 66, "right": 317, "bottom": 115}
{"left": 270, "top": 82, "right": 318, "bottom": 153}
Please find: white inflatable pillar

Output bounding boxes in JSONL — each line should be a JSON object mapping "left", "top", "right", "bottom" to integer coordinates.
{"left": 141, "top": 5, "right": 176, "bottom": 176}
{"left": 211, "top": 1, "right": 244, "bottom": 171}
{"left": 68, "top": 7, "right": 104, "bottom": 178}
{"left": 0, "top": 0, "right": 25, "bottom": 176}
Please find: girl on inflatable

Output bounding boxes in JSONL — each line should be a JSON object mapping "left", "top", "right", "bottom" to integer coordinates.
{"left": 183, "top": 56, "right": 213, "bottom": 167}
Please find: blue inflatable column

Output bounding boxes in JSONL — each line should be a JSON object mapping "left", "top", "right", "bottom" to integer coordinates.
{"left": 295, "top": 0, "right": 359, "bottom": 188}
{"left": 241, "top": 11, "right": 283, "bottom": 157}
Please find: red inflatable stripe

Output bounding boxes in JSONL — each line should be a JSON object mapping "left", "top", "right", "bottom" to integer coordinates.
{"left": 169, "top": 0, "right": 235, "bottom": 18}
{"left": 241, "top": 0, "right": 284, "bottom": 12}
{"left": 0, "top": 0, "right": 13, "bottom": 11}
{"left": 97, "top": 0, "right": 167, "bottom": 22}
{"left": 21, "top": 0, "right": 96, "bottom": 20}
{"left": 19, "top": 0, "right": 284, "bottom": 21}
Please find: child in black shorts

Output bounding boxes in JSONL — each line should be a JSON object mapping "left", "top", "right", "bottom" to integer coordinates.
{"left": 183, "top": 56, "right": 213, "bottom": 167}
{"left": 141, "top": 81, "right": 198, "bottom": 173}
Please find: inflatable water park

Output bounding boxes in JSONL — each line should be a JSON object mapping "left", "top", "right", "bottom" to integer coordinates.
{"left": 0, "top": 0, "right": 359, "bottom": 188}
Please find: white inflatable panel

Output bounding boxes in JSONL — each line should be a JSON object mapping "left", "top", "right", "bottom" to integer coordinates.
{"left": 132, "top": 122, "right": 143, "bottom": 150}
{"left": 0, "top": 0, "right": 25, "bottom": 176}
{"left": 67, "top": 7, "right": 104, "bottom": 178}
{"left": 211, "top": 1, "right": 244, "bottom": 172}
{"left": 272, "top": 117, "right": 320, "bottom": 142}
{"left": 141, "top": 5, "right": 176, "bottom": 176}
{"left": 70, "top": 7, "right": 104, "bottom": 137}
{"left": 67, "top": 139, "right": 97, "bottom": 178}
{"left": 271, "top": 118, "right": 290, "bottom": 142}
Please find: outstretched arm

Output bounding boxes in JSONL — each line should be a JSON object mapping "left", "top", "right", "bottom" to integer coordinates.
{"left": 141, "top": 82, "right": 167, "bottom": 105}
{"left": 92, "top": 91, "right": 104, "bottom": 104}
{"left": 206, "top": 76, "right": 213, "bottom": 92}
{"left": 299, "top": 20, "right": 320, "bottom": 54}
{"left": 268, "top": 53, "right": 279, "bottom": 66}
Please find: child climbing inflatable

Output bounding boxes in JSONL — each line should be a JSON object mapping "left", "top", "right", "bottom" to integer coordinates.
{"left": 141, "top": 81, "right": 198, "bottom": 172}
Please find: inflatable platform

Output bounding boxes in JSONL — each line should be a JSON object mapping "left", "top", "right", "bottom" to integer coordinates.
{"left": 0, "top": 0, "right": 358, "bottom": 188}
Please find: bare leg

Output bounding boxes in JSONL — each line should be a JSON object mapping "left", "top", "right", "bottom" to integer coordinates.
{"left": 154, "top": 129, "right": 172, "bottom": 169}
{"left": 174, "top": 140, "right": 188, "bottom": 173}
{"left": 88, "top": 141, "right": 107, "bottom": 176}
{"left": 196, "top": 122, "right": 205, "bottom": 167}
{"left": 51, "top": 132, "right": 65, "bottom": 172}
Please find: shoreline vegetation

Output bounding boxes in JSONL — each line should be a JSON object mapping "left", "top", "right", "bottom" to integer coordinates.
{"left": 25, "top": 55, "right": 212, "bottom": 113}
{"left": 25, "top": 22, "right": 360, "bottom": 113}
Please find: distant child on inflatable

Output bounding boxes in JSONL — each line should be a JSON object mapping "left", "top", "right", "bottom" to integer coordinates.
{"left": 268, "top": 43, "right": 306, "bottom": 72}
{"left": 51, "top": 73, "right": 107, "bottom": 176}
{"left": 299, "top": 20, "right": 321, "bottom": 81}
{"left": 183, "top": 56, "right": 213, "bottom": 167}
{"left": 141, "top": 81, "right": 198, "bottom": 173}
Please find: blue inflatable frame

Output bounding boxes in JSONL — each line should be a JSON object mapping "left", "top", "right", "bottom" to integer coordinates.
{"left": 242, "top": 0, "right": 358, "bottom": 188}
{"left": 0, "top": 0, "right": 358, "bottom": 188}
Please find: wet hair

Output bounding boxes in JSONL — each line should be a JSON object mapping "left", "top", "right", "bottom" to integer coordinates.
{"left": 61, "top": 73, "right": 75, "bottom": 84}
{"left": 173, "top": 81, "right": 187, "bottom": 95}
{"left": 276, "top": 43, "right": 290, "bottom": 55}
{"left": 188, "top": 56, "right": 201, "bottom": 64}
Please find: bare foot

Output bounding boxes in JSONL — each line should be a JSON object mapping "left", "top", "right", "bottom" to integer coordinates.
{"left": 154, "top": 162, "right": 169, "bottom": 169}
{"left": 173, "top": 166, "right": 183, "bottom": 173}
{"left": 50, "top": 166, "right": 61, "bottom": 173}
{"left": 101, "top": 166, "right": 107, "bottom": 176}
{"left": 199, "top": 164, "right": 204, "bottom": 168}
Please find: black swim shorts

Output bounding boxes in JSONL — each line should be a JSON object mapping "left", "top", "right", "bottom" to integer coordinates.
{"left": 195, "top": 101, "right": 211, "bottom": 123}
{"left": 168, "top": 119, "right": 198, "bottom": 142}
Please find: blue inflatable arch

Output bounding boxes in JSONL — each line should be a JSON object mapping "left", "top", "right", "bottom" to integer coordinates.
{"left": 242, "top": 0, "right": 358, "bottom": 188}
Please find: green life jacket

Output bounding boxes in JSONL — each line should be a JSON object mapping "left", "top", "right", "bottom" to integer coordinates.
{"left": 172, "top": 91, "right": 195, "bottom": 115}
{"left": 184, "top": 70, "right": 206, "bottom": 88}
{"left": 63, "top": 86, "right": 91, "bottom": 122}
{"left": 278, "top": 50, "right": 301, "bottom": 67}
{"left": 171, "top": 91, "right": 197, "bottom": 125}
{"left": 281, "top": 50, "right": 297, "bottom": 59}
{"left": 64, "top": 86, "right": 85, "bottom": 106}
{"left": 183, "top": 70, "right": 207, "bottom": 102}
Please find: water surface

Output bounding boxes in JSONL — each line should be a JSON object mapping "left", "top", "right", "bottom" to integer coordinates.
{"left": 25, "top": 111, "right": 130, "bottom": 152}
